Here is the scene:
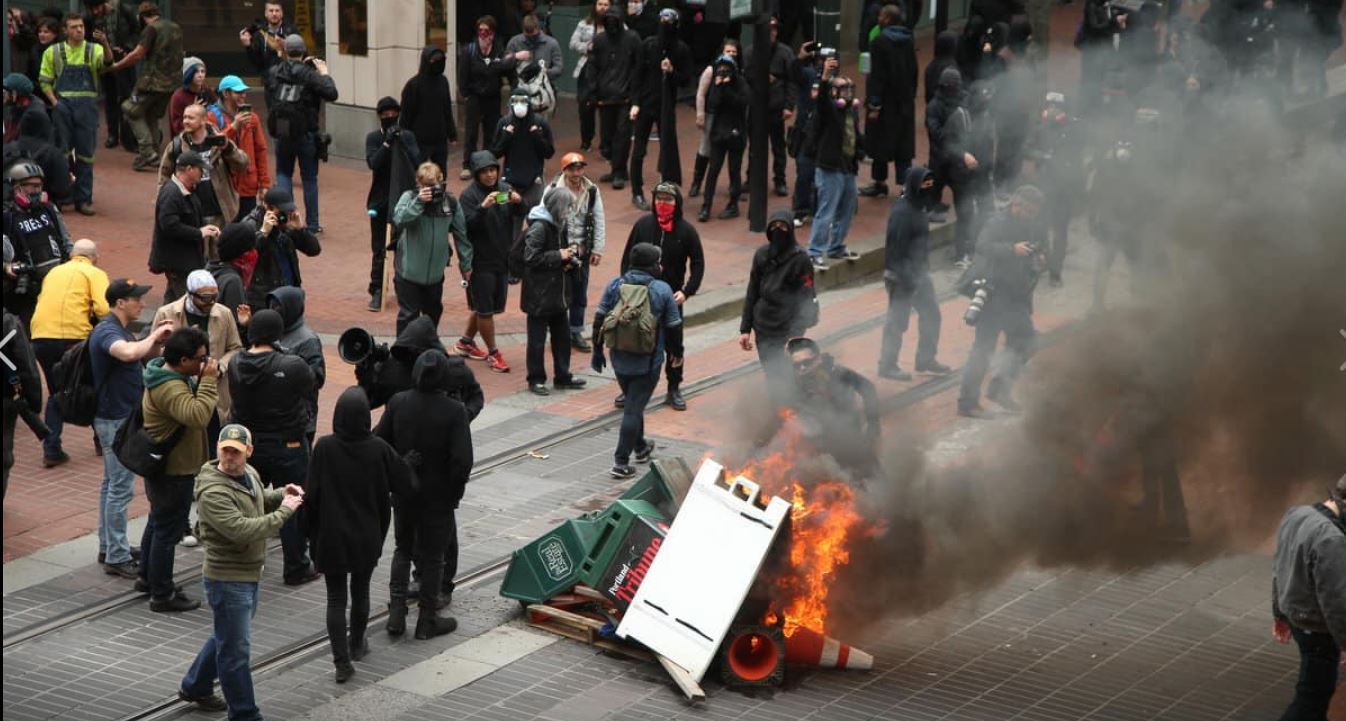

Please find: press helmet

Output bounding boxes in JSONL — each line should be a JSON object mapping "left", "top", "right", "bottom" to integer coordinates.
{"left": 6, "top": 160, "right": 44, "bottom": 185}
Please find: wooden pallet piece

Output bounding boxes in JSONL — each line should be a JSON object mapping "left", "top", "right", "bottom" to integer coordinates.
{"left": 526, "top": 604, "right": 653, "bottom": 662}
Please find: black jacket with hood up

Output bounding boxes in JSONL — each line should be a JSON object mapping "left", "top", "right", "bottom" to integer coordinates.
{"left": 267, "top": 286, "right": 325, "bottom": 435}
{"left": 303, "top": 387, "right": 407, "bottom": 574}
{"left": 490, "top": 107, "right": 555, "bottom": 190}
{"left": 924, "top": 31, "right": 959, "bottom": 104}
{"left": 590, "top": 10, "right": 643, "bottom": 103}
{"left": 740, "top": 209, "right": 818, "bottom": 337}
{"left": 520, "top": 201, "right": 570, "bottom": 317}
{"left": 400, "top": 46, "right": 458, "bottom": 147}
{"left": 375, "top": 352, "right": 474, "bottom": 511}
{"left": 227, "top": 346, "right": 315, "bottom": 441}
{"left": 459, "top": 151, "right": 525, "bottom": 274}
{"left": 631, "top": 27, "right": 693, "bottom": 112}
{"left": 355, "top": 315, "right": 483, "bottom": 417}
{"left": 619, "top": 184, "right": 705, "bottom": 299}
{"left": 884, "top": 167, "right": 934, "bottom": 292}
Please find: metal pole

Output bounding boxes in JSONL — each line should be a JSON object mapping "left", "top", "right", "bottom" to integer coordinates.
{"left": 747, "top": 1, "right": 769, "bottom": 232}
{"left": 936, "top": 0, "right": 949, "bottom": 35}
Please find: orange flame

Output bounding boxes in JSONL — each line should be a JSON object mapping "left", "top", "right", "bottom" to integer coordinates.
{"left": 727, "top": 411, "right": 870, "bottom": 638}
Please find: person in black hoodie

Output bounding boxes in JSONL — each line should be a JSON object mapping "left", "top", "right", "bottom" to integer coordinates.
{"left": 931, "top": 69, "right": 994, "bottom": 267}
{"left": 860, "top": 5, "right": 918, "bottom": 199}
{"left": 627, "top": 8, "right": 692, "bottom": 211}
{"left": 226, "top": 309, "right": 320, "bottom": 584}
{"left": 922, "top": 31, "right": 959, "bottom": 221}
{"left": 624, "top": 0, "right": 659, "bottom": 39}
{"left": 3, "top": 108, "right": 73, "bottom": 206}
{"left": 455, "top": 151, "right": 525, "bottom": 373}
{"left": 365, "top": 96, "right": 420, "bottom": 311}
{"left": 744, "top": 16, "right": 798, "bottom": 199}
{"left": 399, "top": 46, "right": 458, "bottom": 172}
{"left": 740, "top": 210, "right": 819, "bottom": 384}
{"left": 491, "top": 86, "right": 555, "bottom": 214}
{"left": 354, "top": 315, "right": 484, "bottom": 418}
{"left": 304, "top": 387, "right": 409, "bottom": 683}
{"left": 2, "top": 305, "right": 42, "bottom": 500}
{"left": 879, "top": 166, "right": 949, "bottom": 381}
{"left": 241, "top": 187, "right": 322, "bottom": 308}
{"left": 206, "top": 223, "right": 255, "bottom": 331}
{"left": 590, "top": 8, "right": 643, "bottom": 189}
{"left": 458, "top": 16, "right": 517, "bottom": 180}
{"left": 924, "top": 31, "right": 960, "bottom": 105}
{"left": 375, "top": 352, "right": 472, "bottom": 640}
{"left": 618, "top": 181, "right": 704, "bottom": 411}
{"left": 520, "top": 186, "right": 587, "bottom": 395}
{"left": 957, "top": 185, "right": 1046, "bottom": 418}
{"left": 699, "top": 54, "right": 749, "bottom": 222}
{"left": 266, "top": 286, "right": 324, "bottom": 443}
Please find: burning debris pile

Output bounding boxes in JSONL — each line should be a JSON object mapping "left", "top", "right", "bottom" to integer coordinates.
{"left": 499, "top": 453, "right": 877, "bottom": 700}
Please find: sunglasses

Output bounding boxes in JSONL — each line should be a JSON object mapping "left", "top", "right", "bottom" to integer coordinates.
{"left": 191, "top": 292, "right": 219, "bottom": 303}
{"left": 792, "top": 356, "right": 821, "bottom": 371}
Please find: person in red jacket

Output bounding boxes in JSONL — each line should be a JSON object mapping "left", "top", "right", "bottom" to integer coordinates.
{"left": 209, "top": 75, "right": 270, "bottom": 220}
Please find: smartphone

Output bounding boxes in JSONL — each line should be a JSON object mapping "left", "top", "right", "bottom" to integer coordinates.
{"left": 238, "top": 103, "right": 252, "bottom": 114}
{"left": 495, "top": 191, "right": 511, "bottom": 204}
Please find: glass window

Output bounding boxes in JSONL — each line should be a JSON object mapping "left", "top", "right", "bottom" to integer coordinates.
{"left": 338, "top": 0, "right": 368, "bottom": 56}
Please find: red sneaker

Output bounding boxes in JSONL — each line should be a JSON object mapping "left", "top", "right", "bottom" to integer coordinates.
{"left": 454, "top": 338, "right": 488, "bottom": 361}
{"left": 486, "top": 350, "right": 510, "bottom": 373}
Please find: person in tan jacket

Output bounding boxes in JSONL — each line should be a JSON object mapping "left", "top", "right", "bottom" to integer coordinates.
{"left": 152, "top": 269, "right": 242, "bottom": 423}
{"left": 158, "top": 103, "right": 249, "bottom": 258}
{"left": 139, "top": 326, "right": 219, "bottom": 612}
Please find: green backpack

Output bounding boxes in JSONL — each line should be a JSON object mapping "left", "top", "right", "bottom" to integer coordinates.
{"left": 602, "top": 282, "right": 658, "bottom": 354}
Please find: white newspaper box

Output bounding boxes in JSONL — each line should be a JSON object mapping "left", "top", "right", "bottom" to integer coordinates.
{"left": 616, "top": 459, "right": 791, "bottom": 681}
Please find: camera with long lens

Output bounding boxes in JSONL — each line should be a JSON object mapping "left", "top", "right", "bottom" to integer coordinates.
{"left": 337, "top": 327, "right": 389, "bottom": 366}
{"left": 8, "top": 378, "right": 50, "bottom": 441}
{"left": 7, "top": 260, "right": 36, "bottom": 296}
{"left": 565, "top": 241, "right": 583, "bottom": 271}
{"left": 963, "top": 279, "right": 993, "bottom": 326}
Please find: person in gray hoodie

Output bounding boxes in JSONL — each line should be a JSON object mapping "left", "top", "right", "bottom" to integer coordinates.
{"left": 266, "top": 286, "right": 324, "bottom": 442}
{"left": 1271, "top": 474, "right": 1346, "bottom": 720}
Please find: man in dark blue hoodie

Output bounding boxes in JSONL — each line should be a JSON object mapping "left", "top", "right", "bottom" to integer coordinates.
{"left": 879, "top": 166, "right": 950, "bottom": 381}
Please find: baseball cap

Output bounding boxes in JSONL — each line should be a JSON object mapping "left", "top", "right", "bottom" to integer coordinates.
{"left": 218, "top": 424, "right": 253, "bottom": 452}
{"left": 175, "top": 150, "right": 207, "bottom": 169}
{"left": 263, "top": 187, "right": 297, "bottom": 213}
{"left": 218, "top": 75, "right": 250, "bottom": 93}
{"left": 561, "top": 152, "right": 586, "bottom": 169}
{"left": 284, "top": 34, "right": 306, "bottom": 56}
{"left": 106, "top": 278, "right": 152, "bottom": 304}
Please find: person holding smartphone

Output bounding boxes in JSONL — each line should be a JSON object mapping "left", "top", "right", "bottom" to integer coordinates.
{"left": 158, "top": 103, "right": 249, "bottom": 260}
{"left": 209, "top": 75, "right": 271, "bottom": 221}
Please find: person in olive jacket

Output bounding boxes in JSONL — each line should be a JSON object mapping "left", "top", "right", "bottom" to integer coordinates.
{"left": 304, "top": 387, "right": 410, "bottom": 683}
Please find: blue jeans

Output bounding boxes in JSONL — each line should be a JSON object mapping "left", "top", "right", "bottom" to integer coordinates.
{"left": 1279, "top": 626, "right": 1340, "bottom": 721}
{"left": 807, "top": 168, "right": 857, "bottom": 259}
{"left": 94, "top": 416, "right": 136, "bottom": 565}
{"left": 614, "top": 370, "right": 658, "bottom": 465}
{"left": 181, "top": 579, "right": 262, "bottom": 721}
{"left": 274, "top": 132, "right": 320, "bottom": 228}
{"left": 53, "top": 98, "right": 99, "bottom": 204}
{"left": 249, "top": 436, "right": 312, "bottom": 581}
{"left": 139, "top": 474, "right": 194, "bottom": 600}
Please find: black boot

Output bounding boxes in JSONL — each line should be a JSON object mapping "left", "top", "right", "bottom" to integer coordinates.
{"left": 385, "top": 602, "right": 408, "bottom": 636}
{"left": 667, "top": 386, "right": 687, "bottom": 411}
{"left": 717, "top": 202, "right": 740, "bottom": 220}
{"left": 697, "top": 206, "right": 711, "bottom": 222}
{"left": 349, "top": 633, "right": 369, "bottom": 661}
{"left": 334, "top": 660, "right": 355, "bottom": 683}
{"left": 414, "top": 613, "right": 458, "bottom": 640}
{"left": 688, "top": 154, "right": 708, "bottom": 198}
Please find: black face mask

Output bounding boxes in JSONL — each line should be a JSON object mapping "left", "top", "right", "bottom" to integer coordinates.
{"left": 604, "top": 17, "right": 622, "bottom": 35}
{"left": 380, "top": 116, "right": 398, "bottom": 130}
{"left": 768, "top": 226, "right": 793, "bottom": 249}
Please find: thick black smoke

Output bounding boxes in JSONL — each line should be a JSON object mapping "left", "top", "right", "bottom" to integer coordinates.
{"left": 726, "top": 104, "right": 1346, "bottom": 637}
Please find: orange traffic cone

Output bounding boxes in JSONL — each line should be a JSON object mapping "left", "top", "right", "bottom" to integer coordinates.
{"left": 783, "top": 627, "right": 874, "bottom": 671}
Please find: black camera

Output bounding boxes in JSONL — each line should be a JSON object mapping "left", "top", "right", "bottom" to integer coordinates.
{"left": 8, "top": 260, "right": 36, "bottom": 296}
{"left": 818, "top": 47, "right": 838, "bottom": 59}
{"left": 315, "top": 132, "right": 333, "bottom": 162}
{"left": 963, "top": 279, "right": 993, "bottom": 326}
{"left": 203, "top": 134, "right": 228, "bottom": 148}
{"left": 429, "top": 184, "right": 446, "bottom": 203}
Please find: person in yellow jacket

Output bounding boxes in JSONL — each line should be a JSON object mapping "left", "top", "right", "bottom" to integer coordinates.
{"left": 29, "top": 238, "right": 109, "bottom": 467}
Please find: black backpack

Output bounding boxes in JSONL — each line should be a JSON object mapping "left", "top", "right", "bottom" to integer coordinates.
{"left": 267, "top": 63, "right": 309, "bottom": 142}
{"left": 51, "top": 340, "right": 99, "bottom": 427}
{"left": 112, "top": 399, "right": 184, "bottom": 478}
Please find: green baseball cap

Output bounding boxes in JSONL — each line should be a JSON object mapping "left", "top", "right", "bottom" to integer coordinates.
{"left": 218, "top": 424, "right": 253, "bottom": 452}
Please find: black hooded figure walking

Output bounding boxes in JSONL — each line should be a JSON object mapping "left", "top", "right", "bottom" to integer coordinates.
{"left": 400, "top": 46, "right": 459, "bottom": 171}
{"left": 375, "top": 352, "right": 473, "bottom": 640}
{"left": 304, "top": 387, "right": 409, "bottom": 683}
{"left": 628, "top": 8, "right": 692, "bottom": 210}
{"left": 879, "top": 166, "right": 950, "bottom": 381}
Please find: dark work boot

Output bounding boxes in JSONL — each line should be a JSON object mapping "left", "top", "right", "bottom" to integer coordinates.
{"left": 414, "top": 613, "right": 458, "bottom": 640}
{"left": 334, "top": 660, "right": 355, "bottom": 683}
{"left": 688, "top": 154, "right": 708, "bottom": 198}
{"left": 385, "top": 602, "right": 408, "bottom": 636}
{"left": 349, "top": 633, "right": 369, "bottom": 661}
{"left": 666, "top": 385, "right": 687, "bottom": 411}
{"left": 717, "top": 202, "right": 739, "bottom": 220}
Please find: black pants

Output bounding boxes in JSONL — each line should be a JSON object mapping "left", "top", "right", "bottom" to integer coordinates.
{"left": 1279, "top": 626, "right": 1340, "bottom": 721}
{"left": 951, "top": 171, "right": 992, "bottom": 259}
{"left": 566, "top": 263, "right": 591, "bottom": 332}
{"left": 139, "top": 473, "right": 194, "bottom": 601}
{"left": 578, "top": 77, "right": 597, "bottom": 147}
{"left": 615, "top": 370, "right": 658, "bottom": 465}
{"left": 2, "top": 403, "right": 15, "bottom": 500}
{"left": 389, "top": 502, "right": 455, "bottom": 612}
{"left": 32, "top": 337, "right": 79, "bottom": 460}
{"left": 164, "top": 271, "right": 188, "bottom": 305}
{"left": 369, "top": 216, "right": 388, "bottom": 296}
{"left": 598, "top": 103, "right": 633, "bottom": 179}
{"left": 250, "top": 437, "right": 313, "bottom": 581}
{"left": 629, "top": 107, "right": 659, "bottom": 197}
{"left": 663, "top": 316, "right": 685, "bottom": 389}
{"left": 958, "top": 301, "right": 1036, "bottom": 409}
{"left": 324, "top": 565, "right": 375, "bottom": 663}
{"left": 702, "top": 141, "right": 744, "bottom": 210}
{"left": 1046, "top": 184, "right": 1075, "bottom": 279}
{"left": 423, "top": 142, "right": 449, "bottom": 173}
{"left": 103, "top": 68, "right": 132, "bottom": 142}
{"left": 754, "top": 333, "right": 792, "bottom": 393}
{"left": 394, "top": 276, "right": 444, "bottom": 336}
{"left": 462, "top": 95, "right": 501, "bottom": 169}
{"left": 879, "top": 276, "right": 941, "bottom": 371}
{"left": 749, "top": 111, "right": 788, "bottom": 186}
{"left": 526, "top": 311, "right": 573, "bottom": 385}
{"left": 871, "top": 157, "right": 911, "bottom": 187}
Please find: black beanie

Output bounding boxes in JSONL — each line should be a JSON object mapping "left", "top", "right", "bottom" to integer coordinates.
{"left": 248, "top": 309, "right": 284, "bottom": 346}
{"left": 629, "top": 243, "right": 661, "bottom": 273}
{"left": 376, "top": 96, "right": 400, "bottom": 114}
{"left": 217, "top": 223, "right": 256, "bottom": 262}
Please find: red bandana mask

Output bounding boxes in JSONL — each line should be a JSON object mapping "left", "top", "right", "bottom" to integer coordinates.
{"left": 654, "top": 201, "right": 676, "bottom": 231}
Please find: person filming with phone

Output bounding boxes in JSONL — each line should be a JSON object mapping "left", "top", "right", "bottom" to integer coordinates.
{"left": 158, "top": 103, "right": 249, "bottom": 260}
{"left": 208, "top": 76, "right": 271, "bottom": 222}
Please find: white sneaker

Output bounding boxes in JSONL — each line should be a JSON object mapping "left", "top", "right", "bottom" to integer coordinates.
{"left": 180, "top": 534, "right": 200, "bottom": 548}
{"left": 954, "top": 255, "right": 972, "bottom": 270}
{"left": 810, "top": 257, "right": 829, "bottom": 271}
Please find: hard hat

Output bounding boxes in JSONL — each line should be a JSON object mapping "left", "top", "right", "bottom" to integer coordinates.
{"left": 561, "top": 152, "right": 586, "bottom": 169}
